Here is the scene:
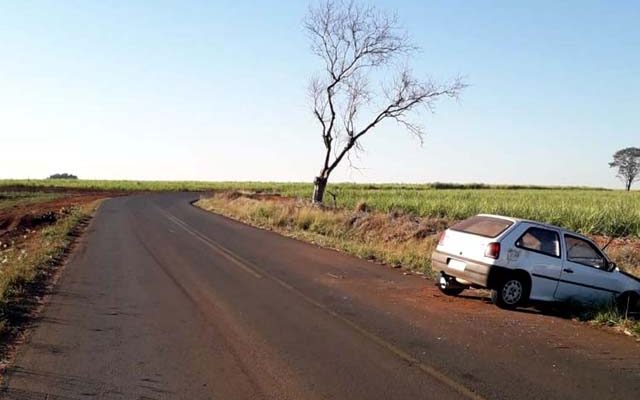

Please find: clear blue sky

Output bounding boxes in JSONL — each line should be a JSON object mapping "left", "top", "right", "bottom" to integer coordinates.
{"left": 1, "top": 0, "right": 638, "bottom": 187}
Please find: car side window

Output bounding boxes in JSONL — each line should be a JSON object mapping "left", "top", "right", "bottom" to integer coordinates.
{"left": 565, "top": 235, "right": 606, "bottom": 269}
{"left": 515, "top": 227, "right": 560, "bottom": 258}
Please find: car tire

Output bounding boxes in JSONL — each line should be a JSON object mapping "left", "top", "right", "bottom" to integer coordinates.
{"left": 437, "top": 274, "right": 465, "bottom": 296}
{"left": 491, "top": 274, "right": 530, "bottom": 309}
{"left": 616, "top": 292, "right": 639, "bottom": 315}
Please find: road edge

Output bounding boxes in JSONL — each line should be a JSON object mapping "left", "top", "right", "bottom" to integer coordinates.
{"left": 0, "top": 199, "right": 106, "bottom": 379}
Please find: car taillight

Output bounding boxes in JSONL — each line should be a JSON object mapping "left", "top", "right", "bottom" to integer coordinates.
{"left": 485, "top": 242, "right": 500, "bottom": 259}
{"left": 438, "top": 231, "right": 447, "bottom": 246}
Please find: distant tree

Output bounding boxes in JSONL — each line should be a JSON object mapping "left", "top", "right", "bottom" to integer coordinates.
{"left": 609, "top": 147, "right": 640, "bottom": 191}
{"left": 47, "top": 173, "right": 78, "bottom": 180}
{"left": 304, "top": 0, "right": 466, "bottom": 203}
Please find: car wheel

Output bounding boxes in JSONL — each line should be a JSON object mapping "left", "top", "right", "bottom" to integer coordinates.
{"left": 616, "top": 292, "right": 639, "bottom": 315}
{"left": 437, "top": 274, "right": 465, "bottom": 296}
{"left": 491, "top": 275, "right": 530, "bottom": 309}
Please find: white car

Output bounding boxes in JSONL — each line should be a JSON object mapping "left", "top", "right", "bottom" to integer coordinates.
{"left": 432, "top": 214, "right": 640, "bottom": 311}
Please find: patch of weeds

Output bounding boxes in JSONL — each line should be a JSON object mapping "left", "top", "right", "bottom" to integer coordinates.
{"left": 0, "top": 204, "right": 94, "bottom": 334}
{"left": 198, "top": 192, "right": 640, "bottom": 339}
{"left": 575, "top": 303, "right": 640, "bottom": 338}
{"left": 196, "top": 194, "right": 440, "bottom": 276}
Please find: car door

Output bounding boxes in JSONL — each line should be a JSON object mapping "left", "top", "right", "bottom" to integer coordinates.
{"left": 554, "top": 234, "right": 619, "bottom": 305}
{"left": 512, "top": 226, "right": 563, "bottom": 301}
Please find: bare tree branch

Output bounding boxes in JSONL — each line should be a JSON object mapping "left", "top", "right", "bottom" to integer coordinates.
{"left": 305, "top": 0, "right": 466, "bottom": 203}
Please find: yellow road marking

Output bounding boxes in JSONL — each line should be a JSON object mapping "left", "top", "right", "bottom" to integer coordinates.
{"left": 158, "top": 208, "right": 263, "bottom": 279}
{"left": 160, "top": 208, "right": 484, "bottom": 400}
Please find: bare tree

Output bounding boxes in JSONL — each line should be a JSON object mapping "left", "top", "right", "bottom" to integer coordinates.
{"left": 609, "top": 147, "right": 640, "bottom": 191}
{"left": 305, "top": 0, "right": 466, "bottom": 203}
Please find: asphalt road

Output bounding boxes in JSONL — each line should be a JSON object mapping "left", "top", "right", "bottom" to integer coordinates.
{"left": 2, "top": 193, "right": 639, "bottom": 399}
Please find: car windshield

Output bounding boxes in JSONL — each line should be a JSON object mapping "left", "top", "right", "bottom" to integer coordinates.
{"left": 450, "top": 216, "right": 513, "bottom": 238}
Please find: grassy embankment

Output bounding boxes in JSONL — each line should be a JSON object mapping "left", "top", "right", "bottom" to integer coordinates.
{"left": 0, "top": 192, "right": 98, "bottom": 334}
{"left": 3, "top": 180, "right": 639, "bottom": 335}
{"left": 0, "top": 192, "right": 61, "bottom": 209}
{"left": 198, "top": 192, "right": 447, "bottom": 273}
{"left": 2, "top": 179, "right": 639, "bottom": 236}
{"left": 196, "top": 189, "right": 640, "bottom": 275}
{"left": 3, "top": 180, "right": 639, "bottom": 273}
{"left": 196, "top": 188, "right": 640, "bottom": 337}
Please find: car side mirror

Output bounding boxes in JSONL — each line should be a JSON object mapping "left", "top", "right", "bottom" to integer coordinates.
{"left": 607, "top": 261, "right": 617, "bottom": 272}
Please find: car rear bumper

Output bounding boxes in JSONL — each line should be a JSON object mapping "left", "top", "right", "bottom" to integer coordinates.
{"left": 432, "top": 250, "right": 494, "bottom": 288}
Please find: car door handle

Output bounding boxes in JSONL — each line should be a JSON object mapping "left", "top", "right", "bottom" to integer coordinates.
{"left": 564, "top": 268, "right": 574, "bottom": 273}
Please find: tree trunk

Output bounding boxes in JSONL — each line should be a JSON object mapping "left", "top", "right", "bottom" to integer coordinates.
{"left": 312, "top": 176, "right": 328, "bottom": 203}
{"left": 626, "top": 180, "right": 632, "bottom": 191}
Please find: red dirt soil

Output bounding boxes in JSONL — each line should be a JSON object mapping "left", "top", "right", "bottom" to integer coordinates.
{"left": 0, "top": 192, "right": 124, "bottom": 242}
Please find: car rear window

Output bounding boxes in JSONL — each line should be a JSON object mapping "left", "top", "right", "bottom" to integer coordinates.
{"left": 450, "top": 216, "right": 513, "bottom": 238}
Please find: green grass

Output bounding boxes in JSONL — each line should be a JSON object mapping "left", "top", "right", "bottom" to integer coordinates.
{"left": 197, "top": 195, "right": 440, "bottom": 275}
{"left": 198, "top": 194, "right": 640, "bottom": 339}
{"left": 2, "top": 179, "right": 639, "bottom": 237}
{"left": 0, "top": 204, "right": 94, "bottom": 331}
{"left": 584, "top": 306, "right": 640, "bottom": 338}
{"left": 0, "top": 179, "right": 613, "bottom": 193}
{"left": 322, "top": 187, "right": 640, "bottom": 237}
{"left": 0, "top": 191, "right": 61, "bottom": 211}
{"left": 4, "top": 179, "right": 638, "bottom": 337}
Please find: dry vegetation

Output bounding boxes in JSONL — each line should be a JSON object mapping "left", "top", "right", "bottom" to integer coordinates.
{"left": 197, "top": 192, "right": 447, "bottom": 274}
{"left": 4, "top": 180, "right": 639, "bottom": 237}
{"left": 0, "top": 184, "right": 638, "bottom": 338}
{"left": 0, "top": 192, "right": 104, "bottom": 337}
{"left": 197, "top": 191, "right": 640, "bottom": 337}
{"left": 197, "top": 191, "right": 640, "bottom": 278}
{"left": 0, "top": 192, "right": 61, "bottom": 210}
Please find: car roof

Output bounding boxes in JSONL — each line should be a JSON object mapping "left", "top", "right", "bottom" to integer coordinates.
{"left": 476, "top": 214, "right": 577, "bottom": 235}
